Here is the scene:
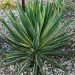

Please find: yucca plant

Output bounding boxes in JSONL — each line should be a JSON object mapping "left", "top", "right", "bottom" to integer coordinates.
{"left": 0, "top": 0, "right": 74, "bottom": 75}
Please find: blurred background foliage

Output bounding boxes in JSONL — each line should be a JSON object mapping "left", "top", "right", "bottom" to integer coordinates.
{"left": 0, "top": 0, "right": 16, "bottom": 10}
{"left": 0, "top": 0, "right": 75, "bottom": 11}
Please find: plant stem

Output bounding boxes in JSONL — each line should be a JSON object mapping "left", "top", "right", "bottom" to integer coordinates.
{"left": 37, "top": 66, "right": 40, "bottom": 75}
{"left": 22, "top": 0, "right": 25, "bottom": 11}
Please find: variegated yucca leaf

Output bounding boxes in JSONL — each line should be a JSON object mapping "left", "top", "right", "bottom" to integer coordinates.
{"left": 0, "top": 0, "right": 74, "bottom": 75}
